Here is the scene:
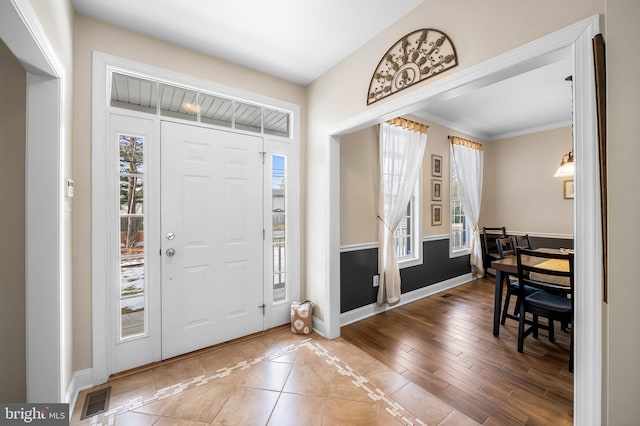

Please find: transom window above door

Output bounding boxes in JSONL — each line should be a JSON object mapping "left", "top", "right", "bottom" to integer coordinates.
{"left": 110, "top": 72, "right": 291, "bottom": 138}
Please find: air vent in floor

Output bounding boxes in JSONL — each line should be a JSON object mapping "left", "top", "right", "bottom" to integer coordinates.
{"left": 80, "top": 386, "right": 111, "bottom": 420}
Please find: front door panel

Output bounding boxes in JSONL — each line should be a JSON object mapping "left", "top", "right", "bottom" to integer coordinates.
{"left": 161, "top": 121, "right": 264, "bottom": 359}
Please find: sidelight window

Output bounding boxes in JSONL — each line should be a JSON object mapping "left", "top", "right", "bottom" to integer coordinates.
{"left": 119, "top": 133, "right": 147, "bottom": 339}
{"left": 272, "top": 155, "right": 287, "bottom": 302}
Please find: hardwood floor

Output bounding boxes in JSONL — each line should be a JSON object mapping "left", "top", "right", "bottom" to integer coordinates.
{"left": 341, "top": 277, "right": 573, "bottom": 425}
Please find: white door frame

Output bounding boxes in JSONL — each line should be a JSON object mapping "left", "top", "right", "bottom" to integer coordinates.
{"left": 0, "top": 0, "right": 67, "bottom": 402}
{"left": 92, "top": 52, "right": 301, "bottom": 384}
{"left": 325, "top": 16, "right": 602, "bottom": 425}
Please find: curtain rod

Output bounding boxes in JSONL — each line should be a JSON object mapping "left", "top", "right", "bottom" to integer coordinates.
{"left": 386, "top": 117, "right": 429, "bottom": 134}
{"left": 449, "top": 135, "right": 483, "bottom": 151}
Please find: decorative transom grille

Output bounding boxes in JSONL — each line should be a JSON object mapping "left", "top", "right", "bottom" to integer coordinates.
{"left": 367, "top": 29, "right": 458, "bottom": 105}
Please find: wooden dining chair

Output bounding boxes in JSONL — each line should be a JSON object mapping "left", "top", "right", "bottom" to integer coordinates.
{"left": 497, "top": 237, "right": 536, "bottom": 325}
{"left": 515, "top": 247, "right": 574, "bottom": 372}
{"left": 481, "top": 226, "right": 506, "bottom": 277}
{"left": 514, "top": 234, "right": 532, "bottom": 249}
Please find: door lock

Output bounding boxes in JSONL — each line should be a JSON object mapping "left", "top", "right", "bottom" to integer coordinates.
{"left": 166, "top": 232, "right": 175, "bottom": 240}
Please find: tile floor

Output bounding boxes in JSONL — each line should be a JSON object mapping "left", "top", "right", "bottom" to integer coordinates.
{"left": 71, "top": 329, "right": 478, "bottom": 425}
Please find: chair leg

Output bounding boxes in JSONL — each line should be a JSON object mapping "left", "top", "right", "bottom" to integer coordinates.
{"left": 501, "top": 287, "right": 512, "bottom": 325}
{"left": 517, "top": 304, "right": 526, "bottom": 353}
{"left": 513, "top": 294, "right": 521, "bottom": 316}
{"left": 548, "top": 319, "right": 555, "bottom": 343}
{"left": 532, "top": 315, "right": 539, "bottom": 339}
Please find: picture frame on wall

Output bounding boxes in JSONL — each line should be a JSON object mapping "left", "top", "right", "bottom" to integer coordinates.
{"left": 431, "top": 179, "right": 442, "bottom": 201}
{"left": 564, "top": 180, "right": 574, "bottom": 199}
{"left": 431, "top": 154, "right": 442, "bottom": 177}
{"left": 431, "top": 204, "right": 442, "bottom": 226}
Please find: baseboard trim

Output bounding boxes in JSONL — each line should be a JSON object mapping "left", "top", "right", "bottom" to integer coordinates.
{"left": 340, "top": 273, "right": 474, "bottom": 327}
{"left": 66, "top": 368, "right": 93, "bottom": 416}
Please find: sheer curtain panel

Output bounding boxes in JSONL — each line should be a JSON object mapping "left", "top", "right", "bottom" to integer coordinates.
{"left": 377, "top": 119, "right": 427, "bottom": 306}
{"left": 450, "top": 136, "right": 484, "bottom": 277}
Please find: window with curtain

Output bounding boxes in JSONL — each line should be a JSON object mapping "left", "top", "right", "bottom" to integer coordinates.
{"left": 377, "top": 118, "right": 427, "bottom": 306}
{"left": 450, "top": 160, "right": 471, "bottom": 256}
{"left": 449, "top": 136, "right": 484, "bottom": 277}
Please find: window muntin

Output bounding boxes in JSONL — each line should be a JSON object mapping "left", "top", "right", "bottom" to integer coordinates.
{"left": 119, "top": 134, "right": 147, "bottom": 339}
{"left": 450, "top": 162, "right": 471, "bottom": 255}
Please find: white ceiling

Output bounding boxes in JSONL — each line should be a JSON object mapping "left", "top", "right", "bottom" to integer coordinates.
{"left": 71, "top": 0, "right": 424, "bottom": 85}
{"left": 413, "top": 54, "right": 574, "bottom": 141}
{"left": 72, "top": 0, "right": 573, "bottom": 141}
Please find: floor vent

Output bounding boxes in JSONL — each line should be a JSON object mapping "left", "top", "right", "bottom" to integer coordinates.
{"left": 441, "top": 293, "right": 453, "bottom": 298}
{"left": 80, "top": 387, "right": 111, "bottom": 420}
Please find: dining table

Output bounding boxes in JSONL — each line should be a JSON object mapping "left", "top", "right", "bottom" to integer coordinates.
{"left": 490, "top": 248, "right": 571, "bottom": 337}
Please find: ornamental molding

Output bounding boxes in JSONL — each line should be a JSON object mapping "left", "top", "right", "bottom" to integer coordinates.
{"left": 367, "top": 29, "right": 458, "bottom": 105}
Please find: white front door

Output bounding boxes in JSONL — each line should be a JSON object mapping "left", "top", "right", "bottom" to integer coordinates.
{"left": 160, "top": 121, "right": 264, "bottom": 359}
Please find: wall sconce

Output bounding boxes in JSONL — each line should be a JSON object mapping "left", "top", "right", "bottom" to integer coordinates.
{"left": 554, "top": 151, "right": 574, "bottom": 178}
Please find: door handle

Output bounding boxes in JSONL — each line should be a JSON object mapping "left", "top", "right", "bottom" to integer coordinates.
{"left": 166, "top": 248, "right": 176, "bottom": 257}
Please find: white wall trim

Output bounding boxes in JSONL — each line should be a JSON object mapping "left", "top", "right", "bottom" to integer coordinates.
{"left": 65, "top": 369, "right": 94, "bottom": 416}
{"left": 340, "top": 274, "right": 473, "bottom": 326}
{"left": 509, "top": 231, "right": 574, "bottom": 239}
{"left": 423, "top": 234, "right": 450, "bottom": 242}
{"left": 327, "top": 14, "right": 601, "bottom": 426}
{"left": 340, "top": 234, "right": 452, "bottom": 252}
{"left": 1, "top": 0, "right": 68, "bottom": 404}
{"left": 340, "top": 242, "right": 378, "bottom": 252}
{"left": 572, "top": 16, "right": 602, "bottom": 426}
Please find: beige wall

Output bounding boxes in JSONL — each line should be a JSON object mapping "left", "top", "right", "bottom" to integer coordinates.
{"left": 340, "top": 118, "right": 480, "bottom": 246}
{"left": 340, "top": 126, "right": 378, "bottom": 246}
{"left": 605, "top": 0, "right": 640, "bottom": 423}
{"left": 0, "top": 40, "right": 26, "bottom": 402}
{"left": 482, "top": 127, "right": 574, "bottom": 236}
{"left": 72, "top": 14, "right": 307, "bottom": 372}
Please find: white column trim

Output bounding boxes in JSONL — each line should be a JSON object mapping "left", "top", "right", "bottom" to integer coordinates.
{"left": 0, "top": 0, "right": 67, "bottom": 403}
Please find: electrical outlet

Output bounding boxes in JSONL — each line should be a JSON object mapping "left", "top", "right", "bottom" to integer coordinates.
{"left": 373, "top": 274, "right": 379, "bottom": 287}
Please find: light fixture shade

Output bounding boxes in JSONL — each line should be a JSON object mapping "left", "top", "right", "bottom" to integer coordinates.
{"left": 554, "top": 162, "right": 574, "bottom": 178}
{"left": 554, "top": 151, "right": 574, "bottom": 178}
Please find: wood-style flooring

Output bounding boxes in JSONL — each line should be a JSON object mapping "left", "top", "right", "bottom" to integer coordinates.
{"left": 341, "top": 277, "right": 573, "bottom": 425}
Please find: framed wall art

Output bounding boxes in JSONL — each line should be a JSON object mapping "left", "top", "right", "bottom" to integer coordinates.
{"left": 431, "top": 179, "right": 442, "bottom": 201}
{"left": 431, "top": 154, "right": 442, "bottom": 177}
{"left": 563, "top": 180, "right": 574, "bottom": 199}
{"left": 431, "top": 204, "right": 442, "bottom": 226}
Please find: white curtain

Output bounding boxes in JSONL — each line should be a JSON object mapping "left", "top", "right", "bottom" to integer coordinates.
{"left": 450, "top": 138, "right": 484, "bottom": 277}
{"left": 377, "top": 122, "right": 427, "bottom": 306}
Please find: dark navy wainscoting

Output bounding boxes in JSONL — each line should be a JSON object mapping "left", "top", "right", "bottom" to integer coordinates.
{"left": 340, "top": 238, "right": 471, "bottom": 313}
{"left": 529, "top": 236, "right": 573, "bottom": 250}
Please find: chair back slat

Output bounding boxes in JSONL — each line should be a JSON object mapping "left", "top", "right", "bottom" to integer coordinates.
{"left": 516, "top": 247, "right": 574, "bottom": 295}
{"left": 496, "top": 237, "right": 515, "bottom": 258}
{"left": 515, "top": 234, "right": 532, "bottom": 249}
